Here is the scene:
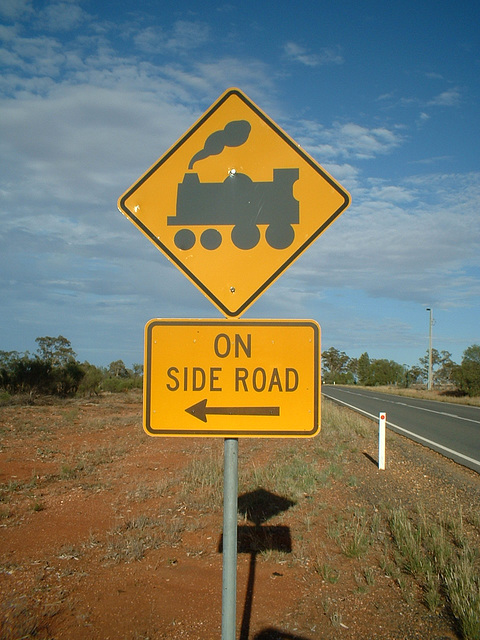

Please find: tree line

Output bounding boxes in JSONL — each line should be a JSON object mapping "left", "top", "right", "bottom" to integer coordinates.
{"left": 321, "top": 344, "right": 480, "bottom": 397}
{"left": 1, "top": 335, "right": 479, "bottom": 400}
{"left": 0, "top": 335, "right": 142, "bottom": 401}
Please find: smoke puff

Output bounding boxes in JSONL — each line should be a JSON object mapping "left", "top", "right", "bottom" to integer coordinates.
{"left": 188, "top": 120, "right": 251, "bottom": 170}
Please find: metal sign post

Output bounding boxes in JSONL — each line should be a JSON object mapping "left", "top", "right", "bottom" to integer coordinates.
{"left": 118, "top": 87, "right": 350, "bottom": 639}
{"left": 143, "top": 319, "right": 319, "bottom": 637}
{"left": 222, "top": 438, "right": 238, "bottom": 640}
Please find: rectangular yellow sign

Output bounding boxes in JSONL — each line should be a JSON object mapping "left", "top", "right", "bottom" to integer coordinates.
{"left": 144, "top": 319, "right": 320, "bottom": 437}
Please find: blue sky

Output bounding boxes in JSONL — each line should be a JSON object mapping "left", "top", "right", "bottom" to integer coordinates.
{"left": 1, "top": 0, "right": 479, "bottom": 369}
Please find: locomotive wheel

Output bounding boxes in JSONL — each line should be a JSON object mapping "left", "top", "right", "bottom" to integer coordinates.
{"left": 174, "top": 229, "right": 196, "bottom": 250}
{"left": 231, "top": 224, "right": 260, "bottom": 250}
{"left": 265, "top": 224, "right": 294, "bottom": 249}
{"left": 201, "top": 229, "right": 222, "bottom": 250}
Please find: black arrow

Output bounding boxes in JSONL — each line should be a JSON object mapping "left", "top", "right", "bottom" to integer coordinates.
{"left": 185, "top": 399, "right": 280, "bottom": 423}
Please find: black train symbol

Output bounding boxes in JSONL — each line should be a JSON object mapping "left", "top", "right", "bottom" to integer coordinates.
{"left": 167, "top": 120, "right": 300, "bottom": 251}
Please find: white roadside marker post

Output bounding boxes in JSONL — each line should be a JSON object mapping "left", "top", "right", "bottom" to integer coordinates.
{"left": 379, "top": 413, "right": 386, "bottom": 470}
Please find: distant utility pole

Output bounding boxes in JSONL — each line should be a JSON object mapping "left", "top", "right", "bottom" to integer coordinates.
{"left": 426, "top": 307, "right": 433, "bottom": 391}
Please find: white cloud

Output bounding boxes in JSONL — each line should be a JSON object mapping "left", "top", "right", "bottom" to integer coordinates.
{"left": 0, "top": 82, "right": 199, "bottom": 214}
{"left": 284, "top": 41, "right": 343, "bottom": 67}
{"left": 321, "top": 163, "right": 360, "bottom": 191}
{"left": 293, "top": 119, "right": 403, "bottom": 161}
{"left": 427, "top": 87, "right": 461, "bottom": 107}
{"left": 289, "top": 170, "right": 480, "bottom": 310}
{"left": 0, "top": 2, "right": 478, "bottom": 367}
{"left": 0, "top": 23, "right": 17, "bottom": 41}
{"left": 38, "top": 1, "right": 88, "bottom": 32}
{"left": 134, "top": 20, "right": 210, "bottom": 54}
{"left": 0, "top": 17, "right": 281, "bottom": 318}
{"left": 0, "top": 32, "right": 65, "bottom": 77}
{"left": 0, "top": 0, "right": 32, "bottom": 20}
{"left": 339, "top": 123, "right": 401, "bottom": 159}
{"left": 416, "top": 111, "right": 430, "bottom": 126}
{"left": 168, "top": 20, "right": 210, "bottom": 50}
{"left": 368, "top": 184, "right": 415, "bottom": 203}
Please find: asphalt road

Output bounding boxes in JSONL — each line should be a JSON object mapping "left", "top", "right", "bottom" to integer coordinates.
{"left": 322, "top": 385, "right": 480, "bottom": 475}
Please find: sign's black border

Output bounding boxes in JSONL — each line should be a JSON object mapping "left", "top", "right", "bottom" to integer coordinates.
{"left": 118, "top": 88, "right": 350, "bottom": 317}
{"left": 144, "top": 319, "right": 320, "bottom": 437}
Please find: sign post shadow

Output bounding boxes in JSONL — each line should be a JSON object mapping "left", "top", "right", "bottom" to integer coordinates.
{"left": 219, "top": 487, "right": 295, "bottom": 640}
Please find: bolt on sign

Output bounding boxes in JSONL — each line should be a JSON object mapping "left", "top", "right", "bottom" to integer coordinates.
{"left": 144, "top": 319, "right": 320, "bottom": 437}
{"left": 118, "top": 88, "right": 350, "bottom": 317}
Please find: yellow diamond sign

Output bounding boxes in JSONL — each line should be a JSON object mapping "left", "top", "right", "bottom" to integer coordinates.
{"left": 118, "top": 88, "right": 350, "bottom": 317}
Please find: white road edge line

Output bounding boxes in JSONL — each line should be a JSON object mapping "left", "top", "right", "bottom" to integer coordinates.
{"left": 323, "top": 393, "right": 480, "bottom": 468}
{"left": 329, "top": 389, "right": 480, "bottom": 424}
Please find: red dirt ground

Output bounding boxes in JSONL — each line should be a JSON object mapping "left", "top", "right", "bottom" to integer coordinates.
{"left": 1, "top": 391, "right": 479, "bottom": 639}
